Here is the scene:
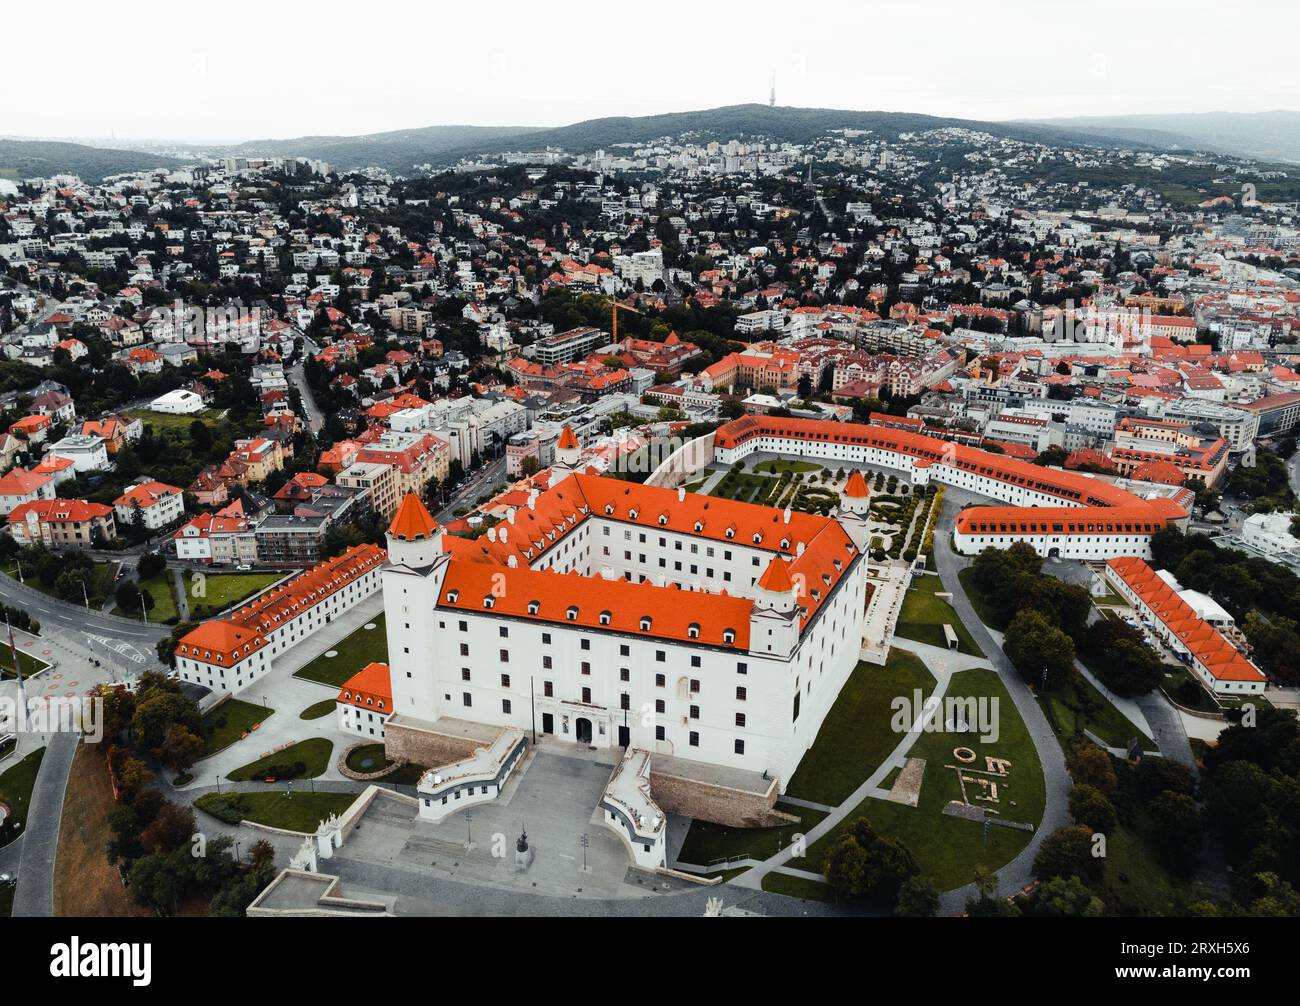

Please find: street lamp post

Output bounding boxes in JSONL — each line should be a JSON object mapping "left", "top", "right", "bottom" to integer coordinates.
{"left": 139, "top": 592, "right": 148, "bottom": 625}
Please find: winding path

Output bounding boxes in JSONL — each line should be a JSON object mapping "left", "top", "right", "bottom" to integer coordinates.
{"left": 929, "top": 495, "right": 1071, "bottom": 909}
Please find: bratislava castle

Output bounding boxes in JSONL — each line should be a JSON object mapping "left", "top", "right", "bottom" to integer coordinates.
{"left": 380, "top": 428, "right": 873, "bottom": 790}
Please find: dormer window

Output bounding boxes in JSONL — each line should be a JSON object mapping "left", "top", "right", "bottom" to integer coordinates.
{"left": 527, "top": 600, "right": 540, "bottom": 615}
{"left": 752, "top": 532, "right": 763, "bottom": 544}
{"left": 688, "top": 623, "right": 700, "bottom": 639}
{"left": 640, "top": 616, "right": 652, "bottom": 631}
{"left": 723, "top": 628, "right": 736, "bottom": 644}
{"left": 566, "top": 605, "right": 579, "bottom": 621}
{"left": 446, "top": 589, "right": 460, "bottom": 603}
{"left": 725, "top": 527, "right": 736, "bottom": 539}
{"left": 599, "top": 610, "right": 612, "bottom": 625}
{"left": 483, "top": 595, "right": 494, "bottom": 609}
{"left": 694, "top": 521, "right": 704, "bottom": 533}
{"left": 658, "top": 513, "right": 668, "bottom": 525}
{"left": 780, "top": 538, "right": 790, "bottom": 549}
{"left": 605, "top": 503, "right": 614, "bottom": 515}
{"left": 628, "top": 508, "right": 639, "bottom": 519}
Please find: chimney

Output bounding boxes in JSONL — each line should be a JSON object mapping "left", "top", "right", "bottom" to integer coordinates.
{"left": 499, "top": 526, "right": 508, "bottom": 543}
{"left": 507, "top": 555, "right": 518, "bottom": 568}
{"left": 796, "top": 541, "right": 806, "bottom": 557}
{"left": 677, "top": 485, "right": 686, "bottom": 503}
{"left": 507, "top": 507, "right": 516, "bottom": 525}
{"left": 783, "top": 506, "right": 792, "bottom": 525}
{"left": 487, "top": 527, "right": 497, "bottom": 542}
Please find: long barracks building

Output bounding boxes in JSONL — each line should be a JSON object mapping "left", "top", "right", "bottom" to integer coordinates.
{"left": 712, "top": 415, "right": 1189, "bottom": 560}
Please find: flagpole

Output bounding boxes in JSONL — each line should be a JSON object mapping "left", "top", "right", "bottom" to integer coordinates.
{"left": 6, "top": 612, "right": 26, "bottom": 715}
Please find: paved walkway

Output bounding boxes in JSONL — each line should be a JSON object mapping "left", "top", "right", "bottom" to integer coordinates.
{"left": 178, "top": 594, "right": 386, "bottom": 787}
{"left": 11, "top": 730, "right": 78, "bottom": 917}
{"left": 732, "top": 642, "right": 954, "bottom": 891}
{"left": 929, "top": 493, "right": 1071, "bottom": 911}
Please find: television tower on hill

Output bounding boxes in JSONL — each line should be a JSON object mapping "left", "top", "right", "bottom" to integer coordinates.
{"left": 769, "top": 73, "right": 776, "bottom": 107}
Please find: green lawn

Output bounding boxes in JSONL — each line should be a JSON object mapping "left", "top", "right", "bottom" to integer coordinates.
{"left": 294, "top": 614, "right": 388, "bottom": 687}
{"left": 194, "top": 791, "right": 357, "bottom": 833}
{"left": 1094, "top": 816, "right": 1196, "bottom": 916}
{"left": 186, "top": 571, "right": 284, "bottom": 618}
{"left": 677, "top": 803, "right": 826, "bottom": 868}
{"left": 1045, "top": 664, "right": 1156, "bottom": 752}
{"left": 299, "top": 700, "right": 336, "bottom": 720}
{"left": 226, "top": 738, "right": 333, "bottom": 781}
{"left": 126, "top": 408, "right": 221, "bottom": 433}
{"left": 710, "top": 472, "right": 781, "bottom": 504}
{"left": 3, "top": 559, "right": 120, "bottom": 612}
{"left": 0, "top": 747, "right": 46, "bottom": 846}
{"left": 132, "top": 574, "right": 179, "bottom": 623}
{"left": 761, "top": 872, "right": 838, "bottom": 902}
{"left": 785, "top": 650, "right": 936, "bottom": 806}
{"left": 807, "top": 667, "right": 1046, "bottom": 892}
{"left": 200, "top": 699, "right": 273, "bottom": 755}
{"left": 344, "top": 743, "right": 427, "bottom": 784}
{"left": 895, "top": 585, "right": 985, "bottom": 657}
{"left": 0, "top": 642, "right": 50, "bottom": 679}
{"left": 957, "top": 566, "right": 1004, "bottom": 629}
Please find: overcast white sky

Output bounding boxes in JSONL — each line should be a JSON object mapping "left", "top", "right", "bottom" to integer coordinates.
{"left": 5, "top": 0, "right": 1299, "bottom": 143}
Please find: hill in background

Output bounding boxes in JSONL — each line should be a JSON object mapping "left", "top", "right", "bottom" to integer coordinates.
{"left": 1017, "top": 111, "right": 1300, "bottom": 163}
{"left": 0, "top": 139, "right": 183, "bottom": 183}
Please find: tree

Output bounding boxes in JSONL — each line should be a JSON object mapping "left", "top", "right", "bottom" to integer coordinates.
{"left": 1133, "top": 756, "right": 1196, "bottom": 802}
{"left": 1148, "top": 790, "right": 1202, "bottom": 877}
{"left": 1003, "top": 608, "right": 1075, "bottom": 688}
{"left": 1069, "top": 783, "right": 1117, "bottom": 833}
{"left": 1034, "top": 824, "right": 1103, "bottom": 883}
{"left": 895, "top": 876, "right": 939, "bottom": 917}
{"left": 822, "top": 817, "right": 919, "bottom": 904}
{"left": 137, "top": 551, "right": 167, "bottom": 581}
{"left": 127, "top": 847, "right": 192, "bottom": 915}
{"left": 1034, "top": 875, "right": 1105, "bottom": 917}
{"left": 189, "top": 419, "right": 212, "bottom": 453}
{"left": 1083, "top": 619, "right": 1163, "bottom": 696}
{"left": 132, "top": 688, "right": 201, "bottom": 753}
{"left": 965, "top": 865, "right": 1019, "bottom": 917}
{"left": 1066, "top": 740, "right": 1118, "bottom": 795}
{"left": 139, "top": 801, "right": 196, "bottom": 854}
{"left": 158, "top": 724, "right": 205, "bottom": 776}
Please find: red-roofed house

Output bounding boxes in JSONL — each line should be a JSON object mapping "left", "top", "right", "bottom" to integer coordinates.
{"left": 114, "top": 480, "right": 184, "bottom": 530}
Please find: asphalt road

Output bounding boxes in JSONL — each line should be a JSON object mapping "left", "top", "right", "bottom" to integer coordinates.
{"left": 435, "top": 456, "right": 507, "bottom": 524}
{"left": 0, "top": 572, "right": 168, "bottom": 646}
